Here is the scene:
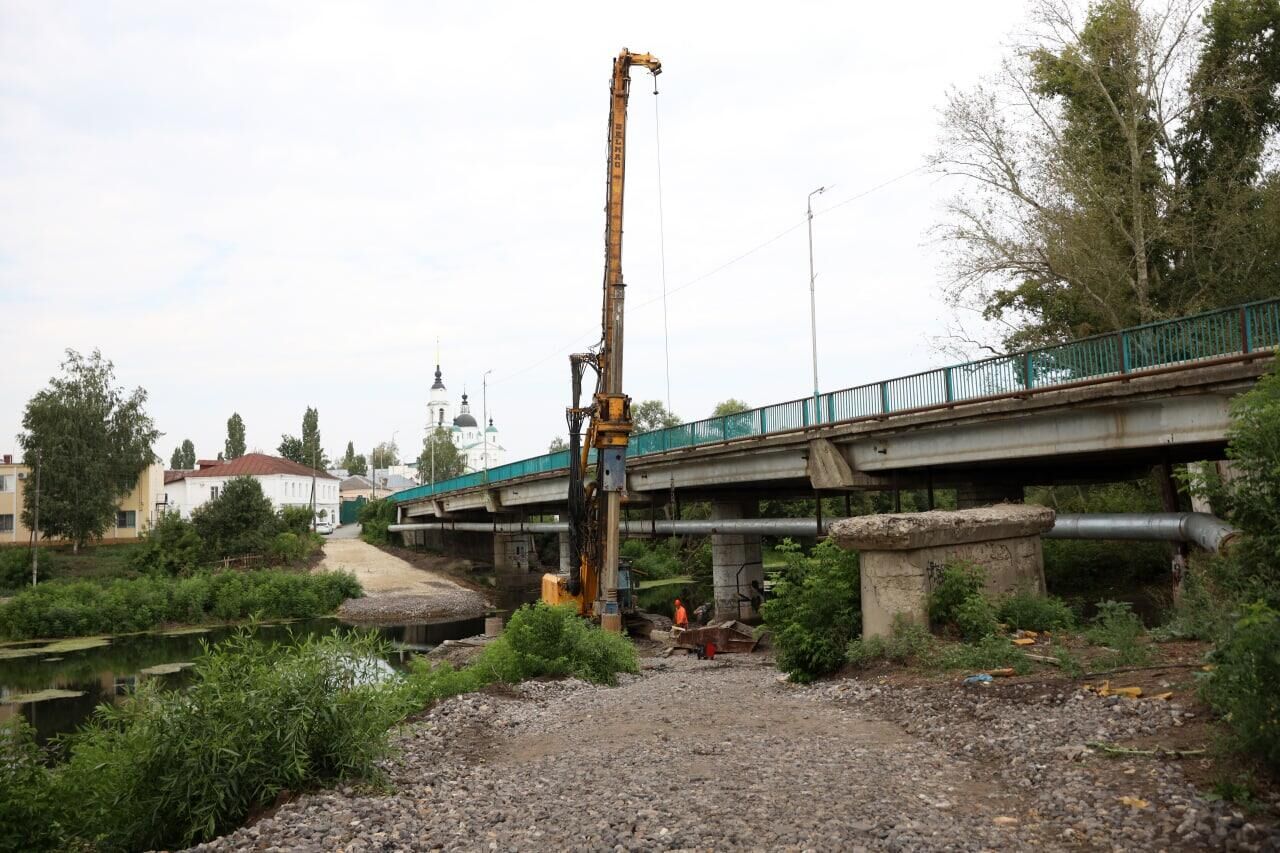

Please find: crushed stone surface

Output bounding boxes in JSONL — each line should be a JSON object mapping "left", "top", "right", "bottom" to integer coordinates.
{"left": 190, "top": 657, "right": 1279, "bottom": 852}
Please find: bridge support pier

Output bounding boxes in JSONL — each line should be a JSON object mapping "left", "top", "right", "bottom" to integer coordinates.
{"left": 558, "top": 532, "right": 571, "bottom": 573}
{"left": 711, "top": 500, "right": 765, "bottom": 622}
{"left": 493, "top": 532, "right": 535, "bottom": 572}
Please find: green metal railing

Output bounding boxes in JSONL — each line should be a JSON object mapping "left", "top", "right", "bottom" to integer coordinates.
{"left": 392, "top": 298, "right": 1280, "bottom": 505}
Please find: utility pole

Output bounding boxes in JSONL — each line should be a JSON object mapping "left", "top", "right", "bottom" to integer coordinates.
{"left": 30, "top": 449, "right": 40, "bottom": 587}
{"left": 807, "top": 185, "right": 827, "bottom": 423}
{"left": 482, "top": 369, "right": 492, "bottom": 480}
{"left": 371, "top": 444, "right": 377, "bottom": 501}
{"left": 310, "top": 446, "right": 317, "bottom": 529}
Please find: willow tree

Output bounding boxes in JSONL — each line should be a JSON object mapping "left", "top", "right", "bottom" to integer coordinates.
{"left": 933, "top": 0, "right": 1280, "bottom": 350}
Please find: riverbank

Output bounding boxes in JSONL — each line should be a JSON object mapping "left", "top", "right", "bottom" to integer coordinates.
{"left": 316, "top": 538, "right": 489, "bottom": 623}
{"left": 189, "top": 652, "right": 1280, "bottom": 851}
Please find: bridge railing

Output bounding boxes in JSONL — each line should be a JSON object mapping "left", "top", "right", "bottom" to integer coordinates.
{"left": 391, "top": 297, "right": 1280, "bottom": 505}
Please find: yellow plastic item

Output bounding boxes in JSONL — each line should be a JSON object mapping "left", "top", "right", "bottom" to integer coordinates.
{"left": 1012, "top": 638, "right": 1036, "bottom": 646}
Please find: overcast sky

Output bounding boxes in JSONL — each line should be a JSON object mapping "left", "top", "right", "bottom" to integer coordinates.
{"left": 1, "top": 1, "right": 1029, "bottom": 467}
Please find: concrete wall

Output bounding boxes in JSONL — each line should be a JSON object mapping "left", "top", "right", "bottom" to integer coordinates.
{"left": 711, "top": 500, "right": 765, "bottom": 621}
{"left": 860, "top": 535, "right": 1046, "bottom": 639}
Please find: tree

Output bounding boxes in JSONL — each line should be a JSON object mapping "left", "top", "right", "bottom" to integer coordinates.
{"left": 18, "top": 350, "right": 160, "bottom": 551}
{"left": 932, "top": 0, "right": 1280, "bottom": 350}
{"left": 370, "top": 441, "right": 399, "bottom": 469}
{"left": 225, "top": 413, "right": 246, "bottom": 459}
{"left": 548, "top": 436, "right": 568, "bottom": 453}
{"left": 337, "top": 441, "right": 367, "bottom": 476}
{"left": 169, "top": 439, "right": 196, "bottom": 470}
{"left": 191, "top": 476, "right": 280, "bottom": 559}
{"left": 279, "top": 407, "right": 328, "bottom": 468}
{"left": 711, "top": 399, "right": 751, "bottom": 417}
{"left": 416, "top": 427, "right": 466, "bottom": 482}
{"left": 632, "top": 400, "right": 682, "bottom": 432}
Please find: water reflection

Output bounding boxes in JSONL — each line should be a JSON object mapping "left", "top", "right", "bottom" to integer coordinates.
{"left": 0, "top": 615, "right": 486, "bottom": 745}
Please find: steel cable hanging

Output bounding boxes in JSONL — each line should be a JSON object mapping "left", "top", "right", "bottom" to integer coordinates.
{"left": 652, "top": 77, "right": 673, "bottom": 413}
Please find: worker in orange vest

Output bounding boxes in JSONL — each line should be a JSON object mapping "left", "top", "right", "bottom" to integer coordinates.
{"left": 673, "top": 598, "right": 689, "bottom": 630}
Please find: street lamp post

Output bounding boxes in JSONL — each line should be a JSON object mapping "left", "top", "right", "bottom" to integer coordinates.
{"left": 807, "top": 185, "right": 827, "bottom": 422}
{"left": 482, "top": 369, "right": 493, "bottom": 480}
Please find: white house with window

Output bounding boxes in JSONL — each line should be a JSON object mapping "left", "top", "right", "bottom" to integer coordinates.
{"left": 164, "top": 453, "right": 340, "bottom": 523}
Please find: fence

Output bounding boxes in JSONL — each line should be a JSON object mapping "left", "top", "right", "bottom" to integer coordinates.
{"left": 392, "top": 297, "right": 1280, "bottom": 505}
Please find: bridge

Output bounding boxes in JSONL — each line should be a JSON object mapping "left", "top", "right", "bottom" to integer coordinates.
{"left": 389, "top": 299, "right": 1279, "bottom": 614}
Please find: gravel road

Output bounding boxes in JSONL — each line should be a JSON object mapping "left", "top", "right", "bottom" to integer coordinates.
{"left": 189, "top": 655, "right": 1279, "bottom": 852}
{"left": 315, "top": 538, "right": 489, "bottom": 622}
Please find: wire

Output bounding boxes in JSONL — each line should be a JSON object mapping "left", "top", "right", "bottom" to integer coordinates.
{"left": 653, "top": 78, "right": 673, "bottom": 413}
{"left": 811, "top": 162, "right": 928, "bottom": 219}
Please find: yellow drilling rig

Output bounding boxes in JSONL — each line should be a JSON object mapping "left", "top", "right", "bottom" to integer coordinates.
{"left": 541, "top": 48, "right": 662, "bottom": 632}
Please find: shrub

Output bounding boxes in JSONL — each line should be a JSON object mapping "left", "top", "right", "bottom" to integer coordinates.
{"left": 471, "top": 602, "right": 638, "bottom": 686}
{"left": 399, "top": 660, "right": 489, "bottom": 711}
{"left": 997, "top": 591, "right": 1075, "bottom": 632}
{"left": 0, "top": 719, "right": 61, "bottom": 853}
{"left": 129, "top": 511, "right": 205, "bottom": 577}
{"left": 266, "top": 531, "right": 308, "bottom": 565}
{"left": 192, "top": 476, "right": 281, "bottom": 559}
{"left": 278, "top": 505, "right": 315, "bottom": 538}
{"left": 929, "top": 560, "right": 985, "bottom": 627}
{"left": 358, "top": 498, "right": 397, "bottom": 545}
{"left": 1202, "top": 602, "right": 1280, "bottom": 773}
{"left": 954, "top": 593, "right": 1000, "bottom": 642}
{"left": 934, "top": 634, "right": 1033, "bottom": 674}
{"left": 0, "top": 548, "right": 35, "bottom": 592}
{"left": 1086, "top": 599, "right": 1150, "bottom": 665}
{"left": 49, "top": 629, "right": 405, "bottom": 851}
{"left": 0, "top": 570, "right": 364, "bottom": 640}
{"left": 846, "top": 616, "right": 935, "bottom": 668}
{"left": 760, "top": 540, "right": 861, "bottom": 683}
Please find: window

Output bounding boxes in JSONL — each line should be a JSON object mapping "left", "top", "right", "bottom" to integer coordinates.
{"left": 0, "top": 515, "right": 13, "bottom": 532}
{"left": 116, "top": 510, "right": 136, "bottom": 529}
{"left": 0, "top": 475, "right": 10, "bottom": 493}
{"left": 211, "top": 486, "right": 220, "bottom": 501}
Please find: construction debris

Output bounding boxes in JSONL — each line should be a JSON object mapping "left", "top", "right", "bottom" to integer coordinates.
{"left": 673, "top": 620, "right": 759, "bottom": 654}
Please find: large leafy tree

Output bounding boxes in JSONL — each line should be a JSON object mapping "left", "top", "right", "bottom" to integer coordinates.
{"left": 416, "top": 427, "right": 466, "bottom": 482}
{"left": 370, "top": 441, "right": 399, "bottom": 469}
{"left": 933, "top": 0, "right": 1280, "bottom": 349}
{"left": 711, "top": 399, "right": 751, "bottom": 417}
{"left": 225, "top": 413, "right": 246, "bottom": 459}
{"left": 19, "top": 349, "right": 160, "bottom": 551}
{"left": 632, "top": 400, "right": 682, "bottom": 432}
{"left": 278, "top": 406, "right": 328, "bottom": 468}
{"left": 169, "top": 439, "right": 196, "bottom": 470}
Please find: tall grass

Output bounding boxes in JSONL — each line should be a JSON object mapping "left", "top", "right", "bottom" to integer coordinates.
{"left": 0, "top": 570, "right": 363, "bottom": 640}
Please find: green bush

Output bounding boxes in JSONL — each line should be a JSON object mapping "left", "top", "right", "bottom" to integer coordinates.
{"left": 0, "top": 548, "right": 35, "bottom": 592}
{"left": 399, "top": 660, "right": 489, "bottom": 711}
{"left": 1202, "top": 602, "right": 1280, "bottom": 773}
{"left": 471, "top": 602, "right": 638, "bottom": 686}
{"left": 846, "top": 617, "right": 935, "bottom": 668}
{"left": 929, "top": 560, "right": 985, "bottom": 627}
{"left": 192, "top": 476, "right": 281, "bottom": 559}
{"left": 997, "top": 591, "right": 1075, "bottom": 632}
{"left": 934, "top": 634, "right": 1033, "bottom": 674}
{"left": 278, "top": 505, "right": 315, "bottom": 537}
{"left": 13, "top": 629, "right": 407, "bottom": 851}
{"left": 0, "top": 570, "right": 363, "bottom": 640}
{"left": 265, "top": 531, "right": 320, "bottom": 566}
{"left": 1086, "top": 599, "right": 1150, "bottom": 665}
{"left": 129, "top": 511, "right": 204, "bottom": 577}
{"left": 760, "top": 540, "right": 861, "bottom": 683}
{"left": 954, "top": 593, "right": 1000, "bottom": 642}
{"left": 0, "top": 719, "right": 61, "bottom": 853}
{"left": 358, "top": 498, "right": 397, "bottom": 545}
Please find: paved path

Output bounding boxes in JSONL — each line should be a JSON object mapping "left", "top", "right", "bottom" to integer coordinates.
{"left": 315, "top": 536, "right": 488, "bottom": 621}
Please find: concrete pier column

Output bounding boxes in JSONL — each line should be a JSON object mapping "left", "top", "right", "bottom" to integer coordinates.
{"left": 558, "top": 532, "right": 572, "bottom": 573}
{"left": 956, "top": 482, "right": 1024, "bottom": 509}
{"left": 711, "top": 500, "right": 765, "bottom": 622}
{"left": 493, "top": 533, "right": 535, "bottom": 572}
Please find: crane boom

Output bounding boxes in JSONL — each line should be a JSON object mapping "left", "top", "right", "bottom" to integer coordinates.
{"left": 543, "top": 48, "right": 661, "bottom": 632}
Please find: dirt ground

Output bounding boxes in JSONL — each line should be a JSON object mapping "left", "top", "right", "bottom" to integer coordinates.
{"left": 314, "top": 537, "right": 490, "bottom": 621}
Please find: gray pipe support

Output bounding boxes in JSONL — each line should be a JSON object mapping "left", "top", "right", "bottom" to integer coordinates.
{"left": 388, "top": 512, "right": 1238, "bottom": 553}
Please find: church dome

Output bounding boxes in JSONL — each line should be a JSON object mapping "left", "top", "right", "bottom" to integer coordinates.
{"left": 453, "top": 392, "right": 478, "bottom": 428}
{"left": 430, "top": 364, "right": 446, "bottom": 391}
{"left": 486, "top": 417, "right": 498, "bottom": 433}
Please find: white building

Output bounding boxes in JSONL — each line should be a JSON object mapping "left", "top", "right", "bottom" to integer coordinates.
{"left": 164, "top": 453, "right": 340, "bottom": 522}
{"left": 426, "top": 363, "right": 505, "bottom": 473}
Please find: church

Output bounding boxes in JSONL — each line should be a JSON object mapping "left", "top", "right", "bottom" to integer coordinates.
{"left": 426, "top": 364, "right": 505, "bottom": 473}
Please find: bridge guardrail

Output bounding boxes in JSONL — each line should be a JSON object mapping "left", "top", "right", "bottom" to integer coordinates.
{"left": 392, "top": 297, "right": 1280, "bottom": 505}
